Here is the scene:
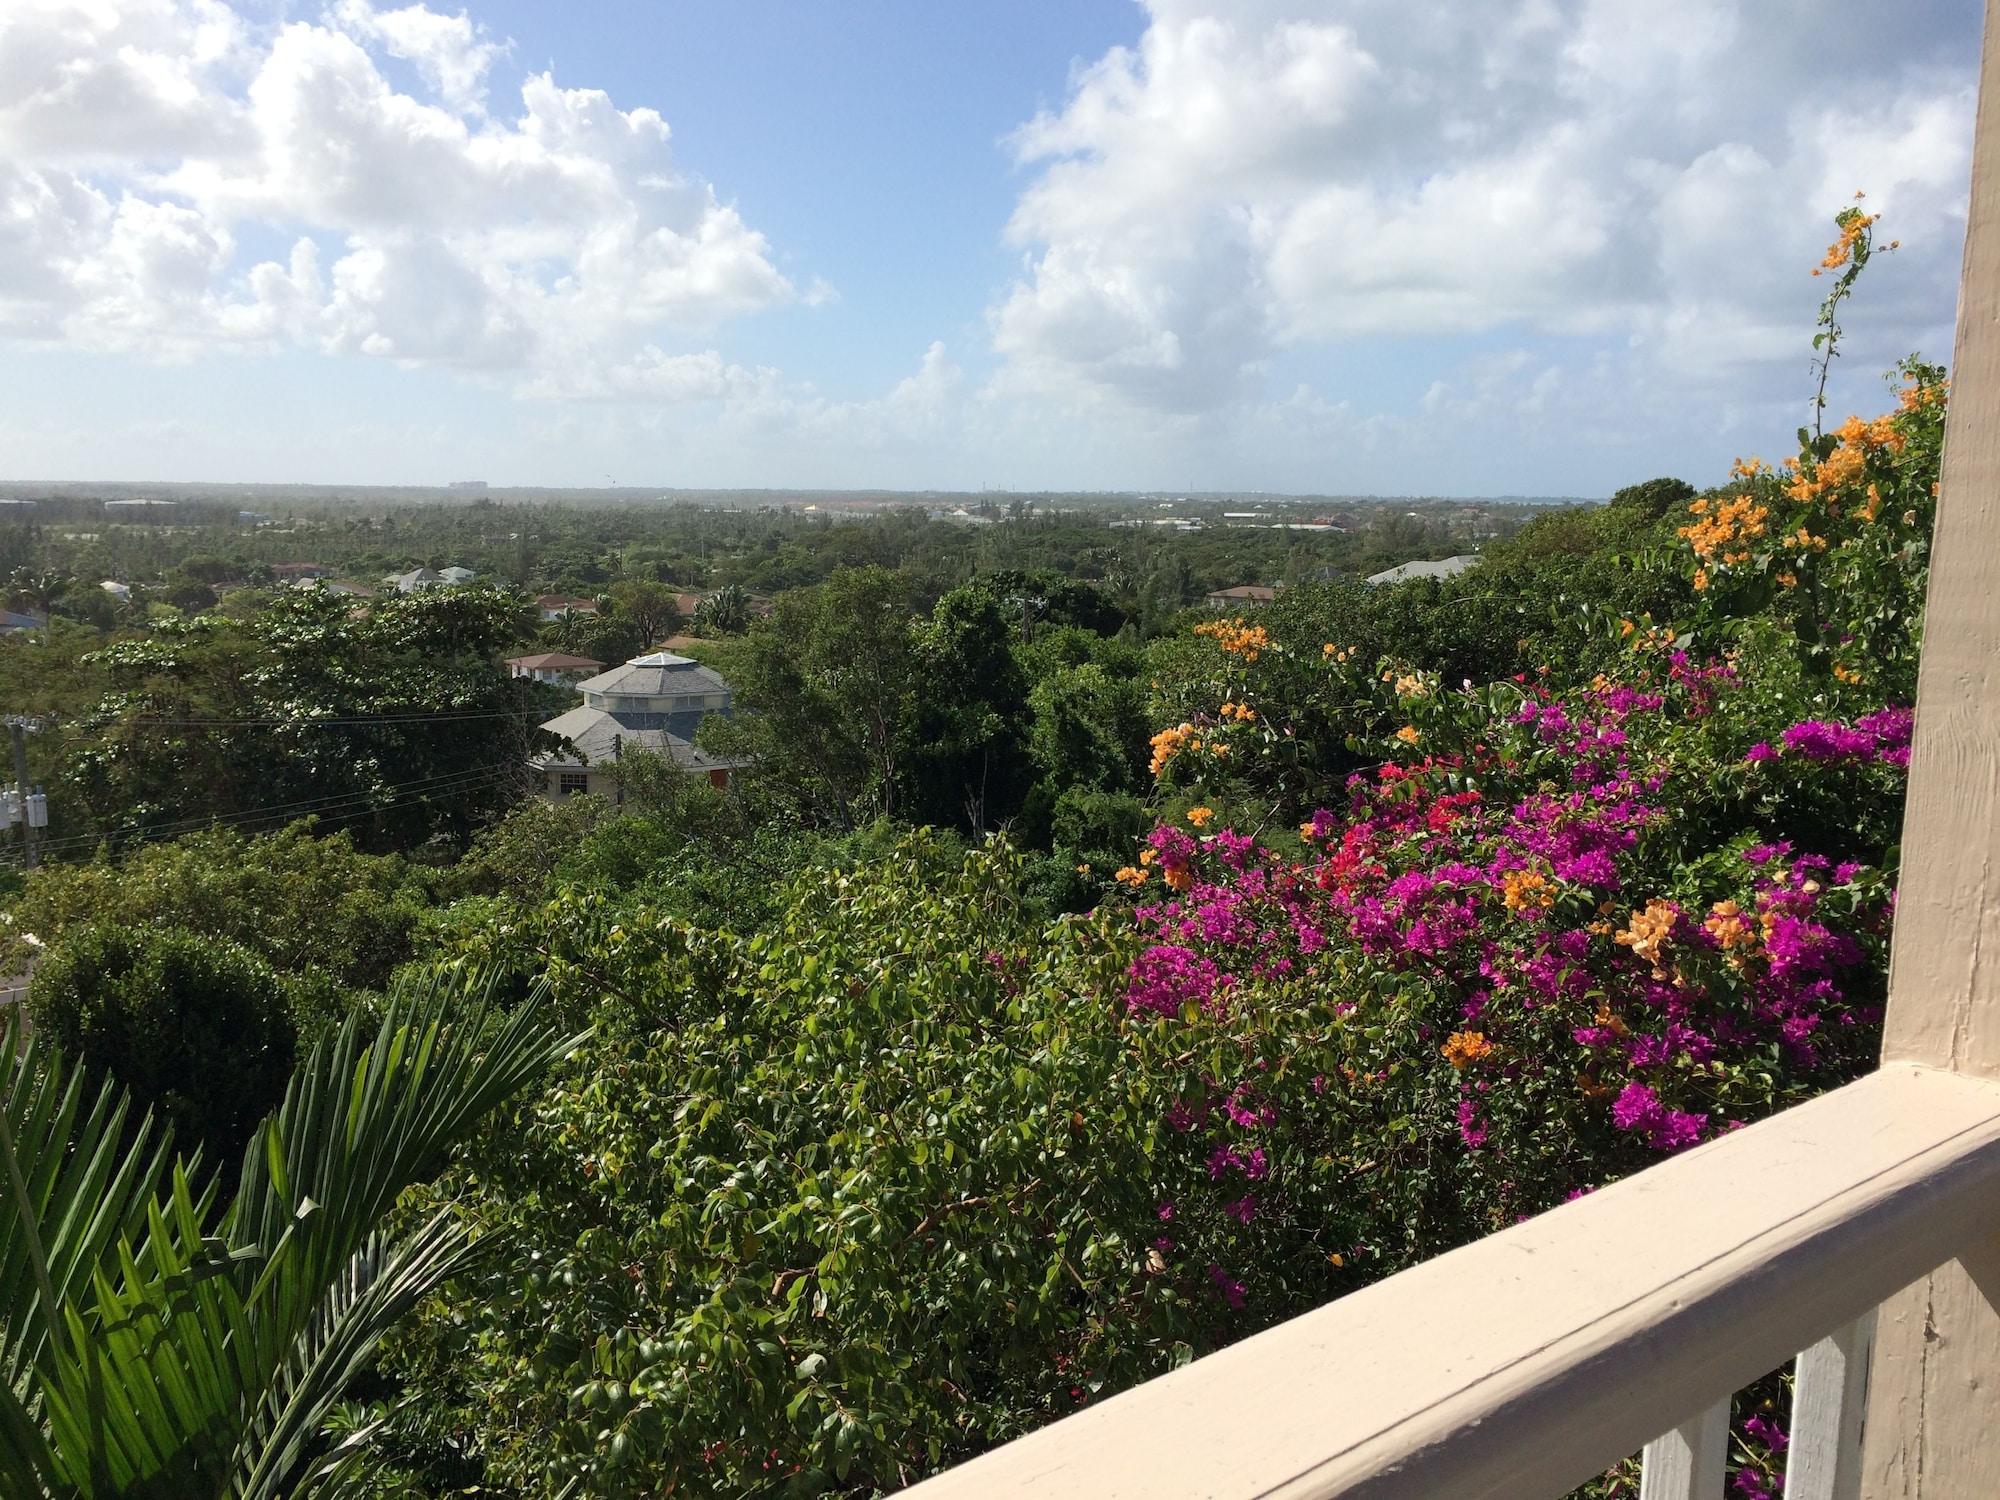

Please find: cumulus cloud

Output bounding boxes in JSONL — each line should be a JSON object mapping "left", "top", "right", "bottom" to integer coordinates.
{"left": 0, "top": 0, "right": 800, "bottom": 372}
{"left": 993, "top": 0, "right": 1976, "bottom": 418}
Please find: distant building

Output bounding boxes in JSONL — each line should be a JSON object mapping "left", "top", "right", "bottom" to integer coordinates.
{"left": 237, "top": 511, "right": 272, "bottom": 526}
{"left": 506, "top": 651, "right": 605, "bottom": 685}
{"left": 535, "top": 651, "right": 743, "bottom": 800}
{"left": 1365, "top": 555, "right": 1481, "bottom": 587}
{"left": 1204, "top": 584, "right": 1283, "bottom": 609}
{"left": 449, "top": 480, "right": 489, "bottom": 492}
{"left": 439, "top": 566, "right": 477, "bottom": 585}
{"left": 100, "top": 580, "right": 131, "bottom": 600}
{"left": 0, "top": 610, "right": 46, "bottom": 634}
{"left": 0, "top": 500, "right": 38, "bottom": 515}
{"left": 271, "top": 562, "right": 329, "bottom": 580}
{"left": 536, "top": 593, "right": 600, "bottom": 621}
{"left": 103, "top": 499, "right": 178, "bottom": 519}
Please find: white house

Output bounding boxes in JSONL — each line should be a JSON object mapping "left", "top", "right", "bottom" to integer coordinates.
{"left": 534, "top": 651, "right": 742, "bottom": 800}
{"left": 506, "top": 651, "right": 604, "bottom": 685}
{"left": 1365, "top": 554, "right": 1481, "bottom": 586}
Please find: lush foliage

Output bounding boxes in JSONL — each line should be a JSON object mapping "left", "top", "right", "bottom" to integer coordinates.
{"left": 1, "top": 823, "right": 437, "bottom": 999}
{"left": 28, "top": 922, "right": 297, "bottom": 1167}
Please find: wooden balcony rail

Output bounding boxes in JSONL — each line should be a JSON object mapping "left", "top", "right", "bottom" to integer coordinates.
{"left": 897, "top": 1064, "right": 2000, "bottom": 1499}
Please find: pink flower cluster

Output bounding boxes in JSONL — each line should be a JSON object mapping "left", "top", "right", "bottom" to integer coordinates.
{"left": 1749, "top": 705, "right": 1913, "bottom": 767}
{"left": 1115, "top": 669, "right": 1894, "bottom": 1308}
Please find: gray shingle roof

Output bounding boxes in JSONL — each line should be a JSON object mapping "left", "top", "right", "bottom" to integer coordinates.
{"left": 537, "top": 706, "right": 741, "bottom": 772}
{"left": 1365, "top": 555, "right": 1481, "bottom": 586}
{"left": 575, "top": 651, "right": 732, "bottom": 701}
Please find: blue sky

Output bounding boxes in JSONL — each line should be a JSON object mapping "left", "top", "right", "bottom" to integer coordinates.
{"left": 0, "top": 0, "right": 1982, "bottom": 495}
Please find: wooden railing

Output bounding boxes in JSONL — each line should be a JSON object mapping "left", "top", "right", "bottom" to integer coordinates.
{"left": 898, "top": 1064, "right": 2000, "bottom": 1499}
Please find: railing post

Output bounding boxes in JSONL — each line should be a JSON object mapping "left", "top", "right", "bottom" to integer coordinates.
{"left": 1788, "top": 1313, "right": 1874, "bottom": 1500}
{"left": 1641, "top": 1400, "right": 1729, "bottom": 1500}
{"left": 1860, "top": 0, "right": 2000, "bottom": 1491}
{"left": 1856, "top": 0, "right": 2000, "bottom": 1496}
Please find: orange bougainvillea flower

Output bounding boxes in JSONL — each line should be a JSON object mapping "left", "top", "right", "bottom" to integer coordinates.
{"left": 1704, "top": 899, "right": 1754, "bottom": 952}
{"left": 1193, "top": 617, "right": 1270, "bottom": 661}
{"left": 1186, "top": 806, "right": 1214, "bottom": 828}
{"left": 1502, "top": 868, "right": 1556, "bottom": 913}
{"left": 1615, "top": 898, "right": 1679, "bottom": 979}
{"left": 1442, "top": 1031, "right": 1494, "bottom": 1070}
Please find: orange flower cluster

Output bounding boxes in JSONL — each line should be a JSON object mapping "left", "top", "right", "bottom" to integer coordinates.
{"left": 1217, "top": 700, "right": 1257, "bottom": 722}
{"left": 1679, "top": 494, "right": 1770, "bottom": 565}
{"left": 1321, "top": 642, "right": 1360, "bottom": 662}
{"left": 1615, "top": 898, "right": 1678, "bottom": 980}
{"left": 1703, "top": 899, "right": 1753, "bottom": 953}
{"left": 1150, "top": 720, "right": 1235, "bottom": 777}
{"left": 1149, "top": 723, "right": 1192, "bottom": 776}
{"left": 1393, "top": 725, "right": 1421, "bottom": 746}
{"left": 1193, "top": 617, "right": 1270, "bottom": 661}
{"left": 1502, "top": 868, "right": 1555, "bottom": 913}
{"left": 1899, "top": 376, "right": 1947, "bottom": 414}
{"left": 1392, "top": 673, "right": 1430, "bottom": 700}
{"left": 1185, "top": 805, "right": 1214, "bottom": 828}
{"left": 1784, "top": 414, "right": 1905, "bottom": 504}
{"left": 1114, "top": 865, "right": 1149, "bottom": 888}
{"left": 1812, "top": 210, "right": 1878, "bottom": 276}
{"left": 1441, "top": 1031, "right": 1494, "bottom": 1070}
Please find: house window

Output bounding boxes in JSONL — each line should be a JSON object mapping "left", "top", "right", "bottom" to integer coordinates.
{"left": 558, "top": 772, "right": 589, "bottom": 797}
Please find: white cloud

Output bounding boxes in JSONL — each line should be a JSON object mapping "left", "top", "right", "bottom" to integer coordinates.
{"left": 992, "top": 0, "right": 1976, "bottom": 417}
{"left": 0, "top": 0, "right": 801, "bottom": 376}
{"left": 332, "top": 0, "right": 505, "bottom": 115}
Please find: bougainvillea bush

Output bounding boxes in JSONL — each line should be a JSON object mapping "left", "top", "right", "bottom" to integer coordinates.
{"left": 362, "top": 210, "right": 1937, "bottom": 1499}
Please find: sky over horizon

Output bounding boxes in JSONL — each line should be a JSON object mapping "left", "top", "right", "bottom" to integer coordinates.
{"left": 0, "top": 0, "right": 1981, "bottom": 496}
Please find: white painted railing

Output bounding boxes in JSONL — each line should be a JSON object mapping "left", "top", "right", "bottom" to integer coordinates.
{"left": 897, "top": 1064, "right": 2000, "bottom": 1499}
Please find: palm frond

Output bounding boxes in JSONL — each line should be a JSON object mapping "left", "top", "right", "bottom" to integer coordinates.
{"left": 230, "top": 1217, "right": 481, "bottom": 1500}
{"left": 17, "top": 968, "right": 582, "bottom": 1498}
{"left": 0, "top": 1010, "right": 183, "bottom": 1387}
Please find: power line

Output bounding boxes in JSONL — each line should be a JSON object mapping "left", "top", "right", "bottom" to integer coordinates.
{"left": 23, "top": 765, "right": 520, "bottom": 855}
{"left": 6, "top": 764, "right": 528, "bottom": 865}
{"left": 48, "top": 706, "right": 551, "bottom": 737}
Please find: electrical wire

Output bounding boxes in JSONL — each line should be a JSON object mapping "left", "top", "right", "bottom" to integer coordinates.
{"left": 3, "top": 763, "right": 529, "bottom": 865}
{"left": 44, "top": 705, "right": 553, "bottom": 740}
{"left": 22, "top": 767, "right": 521, "bottom": 856}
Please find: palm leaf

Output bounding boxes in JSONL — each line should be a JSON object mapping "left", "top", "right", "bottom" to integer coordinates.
{"left": 0, "top": 1010, "right": 183, "bottom": 1387}
{"left": 21, "top": 968, "right": 582, "bottom": 1497}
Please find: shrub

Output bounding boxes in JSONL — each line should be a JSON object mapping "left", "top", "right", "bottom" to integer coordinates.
{"left": 28, "top": 922, "right": 297, "bottom": 1166}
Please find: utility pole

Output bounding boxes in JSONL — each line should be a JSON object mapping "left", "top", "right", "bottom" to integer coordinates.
{"left": 6, "top": 716, "right": 40, "bottom": 870}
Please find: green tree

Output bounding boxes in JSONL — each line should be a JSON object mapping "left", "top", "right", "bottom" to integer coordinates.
{"left": 693, "top": 582, "right": 750, "bottom": 635}
{"left": 1607, "top": 476, "right": 1698, "bottom": 520}
{"left": 606, "top": 579, "right": 683, "bottom": 648}
{"left": 731, "top": 567, "right": 918, "bottom": 827}
{"left": 1, "top": 823, "right": 437, "bottom": 994}
{"left": 906, "top": 584, "right": 1032, "bottom": 830}
{"left": 28, "top": 923, "right": 295, "bottom": 1167}
{"left": 1027, "top": 662, "right": 1150, "bottom": 796}
{"left": 63, "top": 587, "right": 544, "bottom": 852}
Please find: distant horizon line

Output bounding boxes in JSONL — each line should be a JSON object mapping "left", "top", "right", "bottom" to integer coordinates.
{"left": 0, "top": 479, "right": 1606, "bottom": 506}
